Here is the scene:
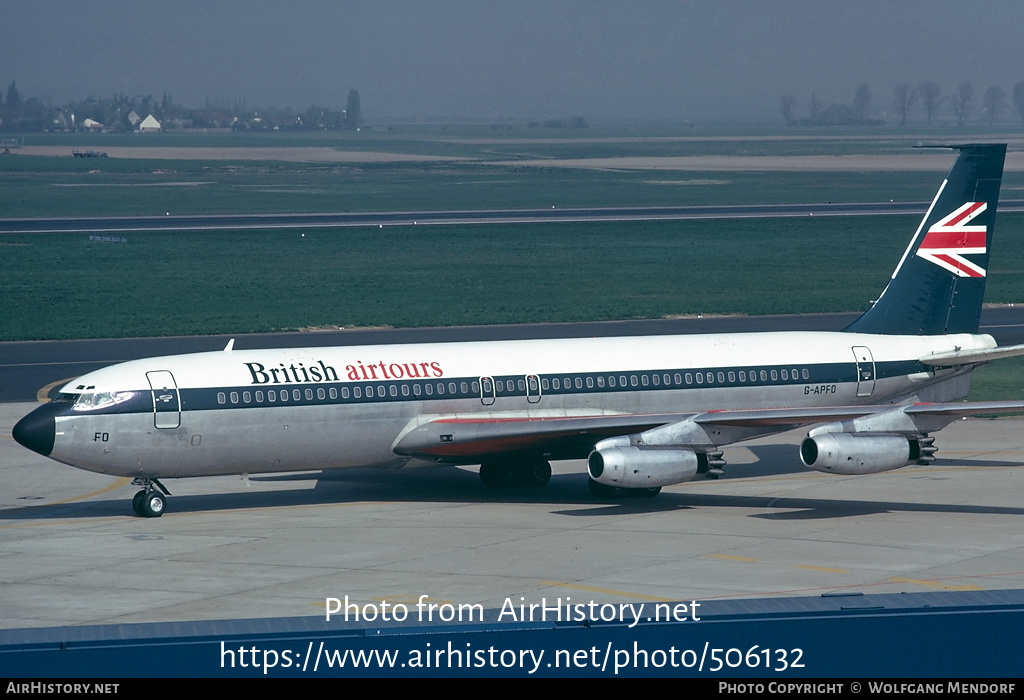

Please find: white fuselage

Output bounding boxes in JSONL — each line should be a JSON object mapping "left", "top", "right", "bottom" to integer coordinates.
{"left": 47, "top": 330, "right": 990, "bottom": 479}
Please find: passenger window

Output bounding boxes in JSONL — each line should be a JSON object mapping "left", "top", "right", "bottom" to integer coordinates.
{"left": 552, "top": 378, "right": 560, "bottom": 390}
{"left": 651, "top": 374, "right": 660, "bottom": 386}
{"left": 230, "top": 392, "right": 239, "bottom": 404}
{"left": 739, "top": 371, "right": 745, "bottom": 382}
{"left": 541, "top": 378, "right": 549, "bottom": 390}
{"left": 281, "top": 390, "right": 289, "bottom": 402}
{"left": 402, "top": 385, "right": 409, "bottom": 396}
{"left": 269, "top": 390, "right": 277, "bottom": 402}
{"left": 341, "top": 387, "right": 349, "bottom": 398}
{"left": 696, "top": 373, "right": 703, "bottom": 384}
{"left": 781, "top": 370, "right": 788, "bottom": 380}
{"left": 802, "top": 368, "right": 809, "bottom": 380}
{"left": 461, "top": 382, "right": 468, "bottom": 394}
{"left": 641, "top": 375, "right": 649, "bottom": 386}
{"left": 630, "top": 375, "right": 638, "bottom": 387}
{"left": 256, "top": 391, "right": 264, "bottom": 402}
{"left": 390, "top": 385, "right": 398, "bottom": 397}
{"left": 413, "top": 384, "right": 421, "bottom": 396}
{"left": 353, "top": 387, "right": 361, "bottom": 399}
{"left": 217, "top": 392, "right": 226, "bottom": 404}
{"left": 770, "top": 370, "right": 778, "bottom": 381}
{"left": 330, "top": 388, "right": 338, "bottom": 399}
{"left": 377, "top": 386, "right": 386, "bottom": 398}
{"left": 597, "top": 376, "right": 605, "bottom": 388}
{"left": 727, "top": 372, "right": 735, "bottom": 382}
{"left": 674, "top": 373, "right": 682, "bottom": 385}
{"left": 707, "top": 372, "right": 714, "bottom": 384}
{"left": 517, "top": 380, "right": 525, "bottom": 392}
{"left": 243, "top": 391, "right": 251, "bottom": 403}
{"left": 760, "top": 370, "right": 767, "bottom": 381}
{"left": 305, "top": 389, "right": 313, "bottom": 400}
{"left": 717, "top": 372, "right": 725, "bottom": 383}
{"left": 609, "top": 376, "right": 616, "bottom": 387}
{"left": 685, "top": 373, "right": 692, "bottom": 384}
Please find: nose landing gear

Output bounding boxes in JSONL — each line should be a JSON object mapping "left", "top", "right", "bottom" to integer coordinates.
{"left": 130, "top": 478, "right": 171, "bottom": 518}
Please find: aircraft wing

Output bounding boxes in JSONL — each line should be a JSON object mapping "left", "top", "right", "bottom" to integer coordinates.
{"left": 393, "top": 401, "right": 1024, "bottom": 463}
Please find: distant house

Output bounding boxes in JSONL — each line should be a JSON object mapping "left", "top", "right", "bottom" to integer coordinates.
{"left": 127, "top": 111, "right": 141, "bottom": 128}
{"left": 138, "top": 114, "right": 161, "bottom": 133}
{"left": 81, "top": 118, "right": 104, "bottom": 131}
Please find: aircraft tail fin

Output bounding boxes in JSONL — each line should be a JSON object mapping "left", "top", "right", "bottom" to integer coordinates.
{"left": 844, "top": 144, "right": 1005, "bottom": 336}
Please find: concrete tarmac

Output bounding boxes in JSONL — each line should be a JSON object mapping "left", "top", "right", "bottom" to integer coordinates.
{"left": 3, "top": 401, "right": 1024, "bottom": 630}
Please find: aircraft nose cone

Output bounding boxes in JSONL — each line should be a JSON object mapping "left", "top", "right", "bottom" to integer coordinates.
{"left": 12, "top": 403, "right": 61, "bottom": 457}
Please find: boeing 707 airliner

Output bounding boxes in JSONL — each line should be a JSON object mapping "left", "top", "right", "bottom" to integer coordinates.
{"left": 14, "top": 144, "right": 1024, "bottom": 517}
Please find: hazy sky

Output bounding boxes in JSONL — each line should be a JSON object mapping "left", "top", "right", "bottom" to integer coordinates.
{"left": 3, "top": 1, "right": 1023, "bottom": 121}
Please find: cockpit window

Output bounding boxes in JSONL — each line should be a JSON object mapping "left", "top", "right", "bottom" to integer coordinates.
{"left": 72, "top": 391, "right": 136, "bottom": 411}
{"left": 53, "top": 393, "right": 81, "bottom": 403}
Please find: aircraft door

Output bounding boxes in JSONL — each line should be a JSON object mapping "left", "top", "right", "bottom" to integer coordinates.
{"left": 851, "top": 346, "right": 876, "bottom": 397}
{"left": 525, "top": 374, "right": 542, "bottom": 404}
{"left": 479, "top": 376, "right": 496, "bottom": 406}
{"left": 147, "top": 370, "right": 181, "bottom": 429}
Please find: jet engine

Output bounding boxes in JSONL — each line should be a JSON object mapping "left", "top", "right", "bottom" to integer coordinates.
{"left": 587, "top": 443, "right": 700, "bottom": 489}
{"left": 799, "top": 433, "right": 936, "bottom": 475}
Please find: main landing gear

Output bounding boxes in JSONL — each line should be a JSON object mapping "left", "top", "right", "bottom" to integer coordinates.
{"left": 479, "top": 460, "right": 552, "bottom": 488}
{"left": 131, "top": 478, "right": 171, "bottom": 518}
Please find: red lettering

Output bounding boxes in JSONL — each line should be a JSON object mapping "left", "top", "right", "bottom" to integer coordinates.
{"left": 431, "top": 361, "right": 443, "bottom": 377}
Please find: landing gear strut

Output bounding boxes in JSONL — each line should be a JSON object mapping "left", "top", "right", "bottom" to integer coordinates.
{"left": 130, "top": 478, "right": 171, "bottom": 518}
{"left": 479, "top": 460, "right": 552, "bottom": 488}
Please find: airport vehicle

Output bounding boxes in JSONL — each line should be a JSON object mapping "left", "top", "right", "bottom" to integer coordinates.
{"left": 14, "top": 144, "right": 1024, "bottom": 517}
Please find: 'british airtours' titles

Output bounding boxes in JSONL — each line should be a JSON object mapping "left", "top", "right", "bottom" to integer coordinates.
{"left": 245, "top": 359, "right": 445, "bottom": 385}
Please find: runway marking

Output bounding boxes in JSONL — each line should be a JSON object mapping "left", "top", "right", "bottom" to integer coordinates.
{"left": 794, "top": 565, "right": 849, "bottom": 573}
{"left": 890, "top": 577, "right": 985, "bottom": 591}
{"left": 709, "top": 554, "right": 760, "bottom": 562}
{"left": 538, "top": 580, "right": 674, "bottom": 602}
{"left": 37, "top": 377, "right": 77, "bottom": 403}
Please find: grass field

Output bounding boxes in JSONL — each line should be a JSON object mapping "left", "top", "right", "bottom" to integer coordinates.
{"left": 3, "top": 125, "right": 1024, "bottom": 399}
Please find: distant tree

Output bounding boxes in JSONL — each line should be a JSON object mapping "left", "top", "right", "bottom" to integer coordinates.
{"left": 983, "top": 85, "right": 1007, "bottom": 126}
{"left": 5, "top": 80, "right": 20, "bottom": 110}
{"left": 950, "top": 82, "right": 975, "bottom": 126}
{"left": 780, "top": 94, "right": 797, "bottom": 125}
{"left": 568, "top": 115, "right": 589, "bottom": 129}
{"left": 918, "top": 81, "right": 943, "bottom": 125}
{"left": 344, "top": 89, "right": 361, "bottom": 129}
{"left": 892, "top": 82, "right": 918, "bottom": 126}
{"left": 1014, "top": 81, "right": 1024, "bottom": 125}
{"left": 853, "top": 84, "right": 871, "bottom": 121}
{"left": 808, "top": 92, "right": 822, "bottom": 122}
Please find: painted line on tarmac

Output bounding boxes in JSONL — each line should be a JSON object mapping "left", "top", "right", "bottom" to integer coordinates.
{"left": 37, "top": 377, "right": 77, "bottom": 403}
{"left": 538, "top": 580, "right": 675, "bottom": 602}
{"left": 0, "top": 477, "right": 132, "bottom": 524}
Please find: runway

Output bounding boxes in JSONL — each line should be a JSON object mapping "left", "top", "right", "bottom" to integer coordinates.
{"left": 3, "top": 400, "right": 1023, "bottom": 629}
{"left": 3, "top": 200, "right": 1024, "bottom": 234}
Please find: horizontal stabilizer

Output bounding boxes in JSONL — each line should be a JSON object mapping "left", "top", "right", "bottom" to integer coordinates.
{"left": 918, "top": 343, "right": 1024, "bottom": 367}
